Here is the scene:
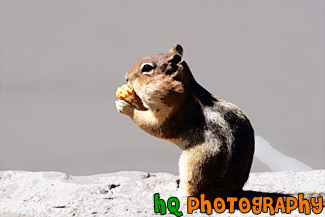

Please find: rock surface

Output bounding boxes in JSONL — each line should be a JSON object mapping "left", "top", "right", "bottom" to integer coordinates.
{"left": 0, "top": 170, "right": 324, "bottom": 217}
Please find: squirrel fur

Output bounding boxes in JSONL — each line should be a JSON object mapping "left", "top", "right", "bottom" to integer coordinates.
{"left": 115, "top": 44, "right": 255, "bottom": 199}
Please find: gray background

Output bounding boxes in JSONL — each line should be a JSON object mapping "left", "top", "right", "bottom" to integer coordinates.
{"left": 0, "top": 0, "right": 324, "bottom": 175}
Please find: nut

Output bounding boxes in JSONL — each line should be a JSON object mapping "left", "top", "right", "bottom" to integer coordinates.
{"left": 116, "top": 84, "right": 139, "bottom": 103}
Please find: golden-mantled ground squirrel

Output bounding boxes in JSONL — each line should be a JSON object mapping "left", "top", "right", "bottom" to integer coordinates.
{"left": 116, "top": 44, "right": 255, "bottom": 199}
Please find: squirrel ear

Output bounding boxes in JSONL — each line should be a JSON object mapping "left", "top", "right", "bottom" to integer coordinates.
{"left": 168, "top": 44, "right": 183, "bottom": 56}
{"left": 166, "top": 44, "right": 184, "bottom": 75}
{"left": 168, "top": 54, "right": 182, "bottom": 65}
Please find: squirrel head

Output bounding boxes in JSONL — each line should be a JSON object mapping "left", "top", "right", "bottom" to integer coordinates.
{"left": 125, "top": 44, "right": 194, "bottom": 111}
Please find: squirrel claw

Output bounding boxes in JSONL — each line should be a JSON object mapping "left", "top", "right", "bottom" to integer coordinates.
{"left": 115, "top": 99, "right": 134, "bottom": 116}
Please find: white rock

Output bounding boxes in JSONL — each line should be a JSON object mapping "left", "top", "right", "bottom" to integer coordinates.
{"left": 0, "top": 170, "right": 324, "bottom": 216}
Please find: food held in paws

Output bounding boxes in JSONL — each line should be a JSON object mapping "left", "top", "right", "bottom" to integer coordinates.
{"left": 116, "top": 84, "right": 139, "bottom": 103}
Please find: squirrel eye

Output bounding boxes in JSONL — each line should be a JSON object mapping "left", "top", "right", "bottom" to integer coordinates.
{"left": 141, "top": 64, "right": 154, "bottom": 74}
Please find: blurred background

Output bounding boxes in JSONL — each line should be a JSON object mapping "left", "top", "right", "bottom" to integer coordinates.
{"left": 0, "top": 1, "right": 324, "bottom": 175}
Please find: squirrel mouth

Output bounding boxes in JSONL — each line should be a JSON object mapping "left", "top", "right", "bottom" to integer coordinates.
{"left": 128, "top": 82, "right": 141, "bottom": 100}
{"left": 134, "top": 91, "right": 140, "bottom": 100}
{"left": 128, "top": 82, "right": 147, "bottom": 111}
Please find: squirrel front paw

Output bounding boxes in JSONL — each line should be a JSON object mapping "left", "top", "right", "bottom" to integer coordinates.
{"left": 115, "top": 99, "right": 135, "bottom": 117}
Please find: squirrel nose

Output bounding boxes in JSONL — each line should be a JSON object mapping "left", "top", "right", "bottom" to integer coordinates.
{"left": 125, "top": 73, "right": 129, "bottom": 82}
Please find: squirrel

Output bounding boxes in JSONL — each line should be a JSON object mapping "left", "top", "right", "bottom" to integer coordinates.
{"left": 115, "top": 44, "right": 255, "bottom": 199}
